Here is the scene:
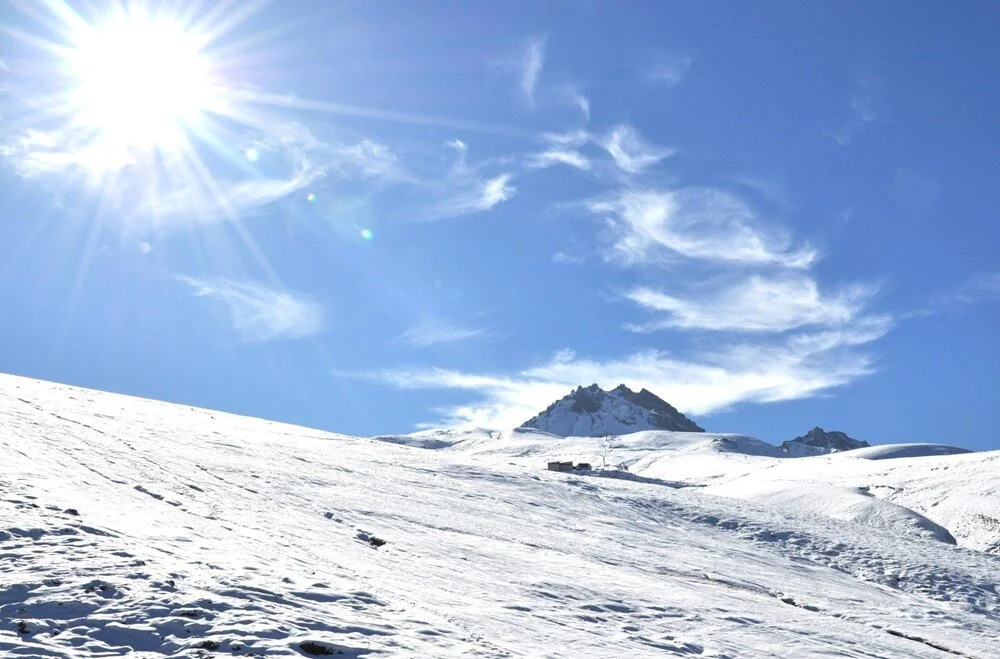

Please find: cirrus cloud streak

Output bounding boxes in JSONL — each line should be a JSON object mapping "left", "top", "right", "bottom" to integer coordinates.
{"left": 352, "top": 313, "right": 892, "bottom": 429}
{"left": 590, "top": 188, "right": 817, "bottom": 269}
{"left": 624, "top": 275, "right": 881, "bottom": 334}
{"left": 177, "top": 276, "right": 324, "bottom": 342}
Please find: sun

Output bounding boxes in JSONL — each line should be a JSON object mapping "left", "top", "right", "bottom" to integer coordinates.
{"left": 64, "top": 7, "right": 219, "bottom": 157}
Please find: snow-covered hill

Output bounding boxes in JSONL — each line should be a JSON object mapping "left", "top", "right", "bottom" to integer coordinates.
{"left": 4, "top": 373, "right": 1000, "bottom": 657}
{"left": 519, "top": 383, "right": 704, "bottom": 436}
{"left": 382, "top": 427, "right": 1000, "bottom": 555}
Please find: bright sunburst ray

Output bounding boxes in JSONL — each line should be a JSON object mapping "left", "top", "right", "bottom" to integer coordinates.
{"left": 65, "top": 6, "right": 218, "bottom": 154}
{"left": 2, "top": 0, "right": 518, "bottom": 216}
{"left": 2, "top": 0, "right": 292, "bottom": 260}
{"left": 0, "top": 0, "right": 522, "bottom": 305}
{"left": 0, "top": 0, "right": 298, "bottom": 331}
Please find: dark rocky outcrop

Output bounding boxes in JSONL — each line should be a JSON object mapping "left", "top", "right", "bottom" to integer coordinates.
{"left": 780, "top": 426, "right": 869, "bottom": 456}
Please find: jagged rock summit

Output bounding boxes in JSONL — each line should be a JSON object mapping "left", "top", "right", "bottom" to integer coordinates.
{"left": 780, "top": 426, "right": 870, "bottom": 456}
{"left": 519, "top": 383, "right": 704, "bottom": 437}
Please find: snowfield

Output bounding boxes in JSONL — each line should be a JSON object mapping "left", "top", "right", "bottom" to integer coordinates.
{"left": 420, "top": 428, "right": 1000, "bottom": 555}
{"left": 3, "top": 374, "right": 1000, "bottom": 657}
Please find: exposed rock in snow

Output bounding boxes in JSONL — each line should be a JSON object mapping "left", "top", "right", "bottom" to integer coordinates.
{"left": 519, "top": 383, "right": 704, "bottom": 437}
{"left": 780, "top": 426, "right": 869, "bottom": 456}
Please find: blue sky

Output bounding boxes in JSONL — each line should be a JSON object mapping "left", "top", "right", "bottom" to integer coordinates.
{"left": 1, "top": 1, "right": 998, "bottom": 449}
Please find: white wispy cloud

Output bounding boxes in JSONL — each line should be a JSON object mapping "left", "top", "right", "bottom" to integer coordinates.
{"left": 355, "top": 316, "right": 891, "bottom": 428}
{"left": 526, "top": 149, "right": 592, "bottom": 171}
{"left": 643, "top": 53, "right": 694, "bottom": 88}
{"left": 331, "top": 139, "right": 402, "bottom": 180}
{"left": 527, "top": 125, "right": 671, "bottom": 176}
{"left": 589, "top": 188, "right": 817, "bottom": 269}
{"left": 825, "top": 73, "right": 887, "bottom": 146}
{"left": 143, "top": 149, "right": 325, "bottom": 223}
{"left": 541, "top": 130, "right": 592, "bottom": 149}
{"left": 568, "top": 90, "right": 590, "bottom": 121}
{"left": 482, "top": 174, "right": 517, "bottom": 206}
{"left": 624, "top": 275, "right": 881, "bottom": 333}
{"left": 963, "top": 273, "right": 1000, "bottom": 297}
{"left": 552, "top": 251, "right": 586, "bottom": 264}
{"left": 0, "top": 127, "right": 138, "bottom": 179}
{"left": 246, "top": 123, "right": 404, "bottom": 183}
{"left": 927, "top": 273, "right": 1000, "bottom": 310}
{"left": 397, "top": 318, "right": 489, "bottom": 348}
{"left": 850, "top": 74, "right": 883, "bottom": 123}
{"left": 601, "top": 124, "right": 674, "bottom": 174}
{"left": 1, "top": 121, "right": 400, "bottom": 231}
{"left": 518, "top": 35, "right": 547, "bottom": 104}
{"left": 412, "top": 173, "right": 516, "bottom": 222}
{"left": 409, "top": 141, "right": 517, "bottom": 222}
{"left": 732, "top": 175, "right": 796, "bottom": 211}
{"left": 178, "top": 276, "right": 324, "bottom": 342}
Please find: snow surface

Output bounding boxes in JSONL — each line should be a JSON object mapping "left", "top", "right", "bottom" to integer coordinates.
{"left": 399, "top": 428, "right": 1000, "bottom": 556}
{"left": 703, "top": 482, "right": 957, "bottom": 545}
{"left": 3, "top": 373, "right": 1000, "bottom": 657}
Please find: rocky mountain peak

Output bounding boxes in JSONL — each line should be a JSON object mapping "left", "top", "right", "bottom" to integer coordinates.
{"left": 520, "top": 383, "right": 704, "bottom": 437}
{"left": 780, "top": 426, "right": 869, "bottom": 456}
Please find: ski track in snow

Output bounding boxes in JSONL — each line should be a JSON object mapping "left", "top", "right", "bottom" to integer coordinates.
{"left": 1, "top": 374, "right": 999, "bottom": 657}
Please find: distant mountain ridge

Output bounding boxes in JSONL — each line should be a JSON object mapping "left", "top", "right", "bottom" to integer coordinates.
{"left": 780, "top": 426, "right": 869, "bottom": 456}
{"left": 519, "top": 384, "right": 704, "bottom": 437}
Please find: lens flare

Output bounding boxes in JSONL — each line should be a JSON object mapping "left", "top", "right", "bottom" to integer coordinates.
{"left": 360, "top": 229, "right": 374, "bottom": 241}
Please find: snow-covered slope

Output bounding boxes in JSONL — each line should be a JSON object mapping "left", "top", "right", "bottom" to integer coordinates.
{"left": 519, "top": 384, "right": 704, "bottom": 436}
{"left": 4, "top": 373, "right": 1000, "bottom": 657}
{"left": 704, "top": 481, "right": 957, "bottom": 545}
{"left": 392, "top": 427, "right": 998, "bottom": 555}
{"left": 634, "top": 441, "right": 1000, "bottom": 553}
